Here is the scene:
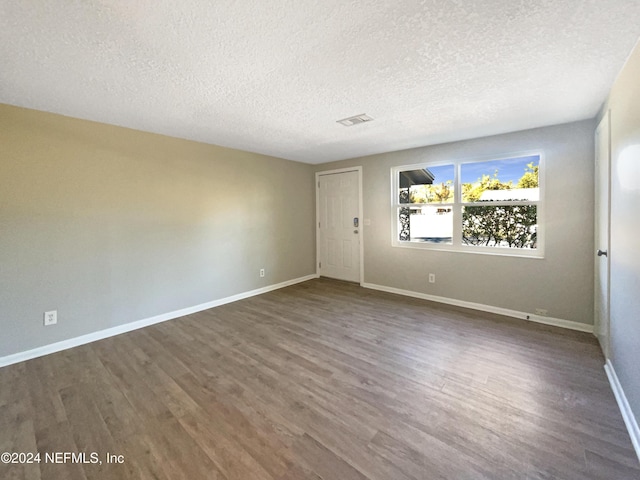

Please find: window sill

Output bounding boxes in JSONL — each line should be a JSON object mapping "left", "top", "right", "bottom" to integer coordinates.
{"left": 391, "top": 241, "right": 545, "bottom": 259}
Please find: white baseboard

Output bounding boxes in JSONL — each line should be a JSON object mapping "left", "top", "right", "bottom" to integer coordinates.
{"left": 0, "top": 274, "right": 318, "bottom": 369}
{"left": 362, "top": 282, "right": 593, "bottom": 333}
{"left": 605, "top": 360, "right": 640, "bottom": 463}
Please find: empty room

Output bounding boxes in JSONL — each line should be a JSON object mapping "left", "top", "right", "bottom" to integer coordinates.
{"left": 1, "top": 1, "right": 640, "bottom": 479}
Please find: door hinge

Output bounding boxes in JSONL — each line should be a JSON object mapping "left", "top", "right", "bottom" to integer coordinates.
{"left": 318, "top": 181, "right": 320, "bottom": 188}
{"left": 319, "top": 262, "right": 321, "bottom": 268}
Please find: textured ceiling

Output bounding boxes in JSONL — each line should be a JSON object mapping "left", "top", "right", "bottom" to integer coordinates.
{"left": 1, "top": 1, "right": 640, "bottom": 164}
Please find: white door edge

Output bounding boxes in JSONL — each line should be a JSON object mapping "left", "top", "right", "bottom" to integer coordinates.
{"left": 594, "top": 111, "right": 611, "bottom": 358}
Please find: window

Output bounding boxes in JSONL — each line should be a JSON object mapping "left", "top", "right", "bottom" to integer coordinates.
{"left": 392, "top": 153, "right": 543, "bottom": 257}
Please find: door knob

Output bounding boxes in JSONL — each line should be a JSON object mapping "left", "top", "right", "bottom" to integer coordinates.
{"left": 597, "top": 249, "right": 607, "bottom": 257}
{"left": 353, "top": 230, "right": 359, "bottom": 234}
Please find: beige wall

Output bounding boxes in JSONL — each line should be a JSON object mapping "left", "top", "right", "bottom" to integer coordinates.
{"left": 0, "top": 104, "right": 316, "bottom": 357}
{"left": 316, "top": 120, "right": 595, "bottom": 325}
{"left": 599, "top": 40, "right": 640, "bottom": 429}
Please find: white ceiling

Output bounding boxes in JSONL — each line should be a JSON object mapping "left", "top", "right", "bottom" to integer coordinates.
{"left": 1, "top": 1, "right": 639, "bottom": 164}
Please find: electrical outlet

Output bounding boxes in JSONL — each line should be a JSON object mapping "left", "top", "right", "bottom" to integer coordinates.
{"left": 44, "top": 310, "right": 57, "bottom": 326}
{"left": 535, "top": 308, "right": 548, "bottom": 317}
{"left": 428, "top": 273, "right": 435, "bottom": 284}
{"left": 260, "top": 268, "right": 265, "bottom": 278}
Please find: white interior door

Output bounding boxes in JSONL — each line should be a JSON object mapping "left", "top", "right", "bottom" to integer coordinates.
{"left": 594, "top": 111, "right": 611, "bottom": 358}
{"left": 317, "top": 170, "right": 361, "bottom": 283}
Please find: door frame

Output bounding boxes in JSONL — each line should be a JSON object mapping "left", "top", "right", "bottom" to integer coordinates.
{"left": 594, "top": 111, "right": 611, "bottom": 358}
{"left": 315, "top": 166, "right": 364, "bottom": 285}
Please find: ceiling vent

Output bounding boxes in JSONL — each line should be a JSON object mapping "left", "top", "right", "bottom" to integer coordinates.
{"left": 337, "top": 113, "right": 373, "bottom": 126}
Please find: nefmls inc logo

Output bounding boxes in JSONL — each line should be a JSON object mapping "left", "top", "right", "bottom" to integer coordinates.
{"left": 46, "top": 452, "right": 100, "bottom": 464}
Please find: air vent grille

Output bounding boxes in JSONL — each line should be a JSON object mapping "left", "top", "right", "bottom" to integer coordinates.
{"left": 337, "top": 114, "right": 373, "bottom": 126}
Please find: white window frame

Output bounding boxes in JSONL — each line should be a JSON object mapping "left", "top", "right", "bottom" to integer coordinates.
{"left": 391, "top": 151, "right": 545, "bottom": 258}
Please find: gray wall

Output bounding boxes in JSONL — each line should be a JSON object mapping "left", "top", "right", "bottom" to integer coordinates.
{"left": 316, "top": 120, "right": 596, "bottom": 325}
{"left": 599, "top": 40, "right": 640, "bottom": 428}
{"left": 0, "top": 104, "right": 316, "bottom": 358}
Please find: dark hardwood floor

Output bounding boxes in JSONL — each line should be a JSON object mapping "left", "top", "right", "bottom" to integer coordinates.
{"left": 1, "top": 278, "right": 638, "bottom": 479}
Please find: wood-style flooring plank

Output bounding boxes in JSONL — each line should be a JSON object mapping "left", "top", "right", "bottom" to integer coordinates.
{"left": 0, "top": 278, "right": 638, "bottom": 479}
